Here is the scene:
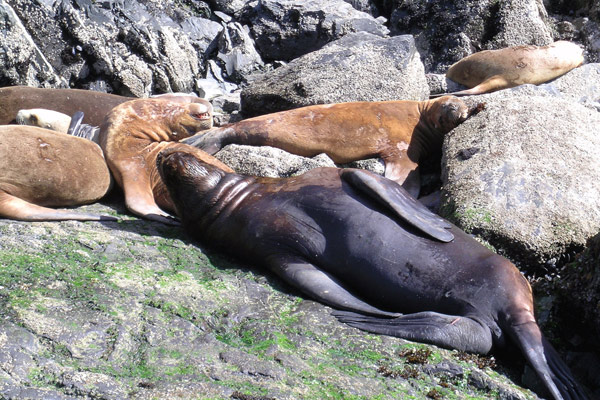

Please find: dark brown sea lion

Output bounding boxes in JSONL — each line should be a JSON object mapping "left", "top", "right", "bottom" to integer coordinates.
{"left": 157, "top": 147, "right": 587, "bottom": 400}
{"left": 0, "top": 86, "right": 131, "bottom": 127}
{"left": 182, "top": 96, "right": 470, "bottom": 197}
{"left": 98, "top": 98, "right": 233, "bottom": 224}
{"left": 442, "top": 41, "right": 584, "bottom": 96}
{"left": 0, "top": 125, "right": 114, "bottom": 221}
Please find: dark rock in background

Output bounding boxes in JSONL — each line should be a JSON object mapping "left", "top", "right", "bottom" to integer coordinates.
{"left": 239, "top": 0, "right": 389, "bottom": 62}
{"left": 384, "top": 0, "right": 552, "bottom": 73}
{"left": 241, "top": 32, "right": 428, "bottom": 116}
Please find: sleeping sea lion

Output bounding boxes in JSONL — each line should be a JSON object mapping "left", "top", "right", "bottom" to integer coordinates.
{"left": 442, "top": 41, "right": 584, "bottom": 96}
{"left": 182, "top": 96, "right": 470, "bottom": 197}
{"left": 98, "top": 98, "right": 233, "bottom": 224}
{"left": 16, "top": 108, "right": 72, "bottom": 133}
{"left": 156, "top": 146, "right": 587, "bottom": 400}
{"left": 0, "top": 86, "right": 132, "bottom": 127}
{"left": 0, "top": 125, "right": 114, "bottom": 221}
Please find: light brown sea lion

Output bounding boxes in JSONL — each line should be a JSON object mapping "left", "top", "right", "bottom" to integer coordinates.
{"left": 0, "top": 86, "right": 132, "bottom": 127}
{"left": 157, "top": 147, "right": 588, "bottom": 400}
{"left": 98, "top": 97, "right": 233, "bottom": 224}
{"left": 16, "top": 108, "right": 72, "bottom": 133}
{"left": 0, "top": 125, "right": 114, "bottom": 221}
{"left": 182, "top": 96, "right": 470, "bottom": 197}
{"left": 443, "top": 41, "right": 584, "bottom": 96}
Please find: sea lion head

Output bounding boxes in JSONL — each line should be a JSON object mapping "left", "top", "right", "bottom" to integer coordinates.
{"left": 16, "top": 108, "right": 71, "bottom": 133}
{"left": 176, "top": 100, "right": 214, "bottom": 133}
{"left": 157, "top": 146, "right": 227, "bottom": 216}
{"left": 427, "top": 96, "right": 470, "bottom": 133}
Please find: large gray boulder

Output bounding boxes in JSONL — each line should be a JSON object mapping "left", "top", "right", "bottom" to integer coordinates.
{"left": 441, "top": 94, "right": 600, "bottom": 270}
{"left": 507, "top": 63, "right": 600, "bottom": 110}
{"left": 240, "top": 32, "right": 429, "bottom": 117}
{"left": 239, "top": 0, "right": 389, "bottom": 62}
{"left": 387, "top": 0, "right": 553, "bottom": 73}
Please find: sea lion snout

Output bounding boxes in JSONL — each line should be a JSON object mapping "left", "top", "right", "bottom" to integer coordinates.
{"left": 435, "top": 97, "right": 469, "bottom": 131}
{"left": 189, "top": 103, "right": 212, "bottom": 121}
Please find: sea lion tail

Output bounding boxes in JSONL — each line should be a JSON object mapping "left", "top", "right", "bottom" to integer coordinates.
{"left": 509, "top": 321, "right": 588, "bottom": 400}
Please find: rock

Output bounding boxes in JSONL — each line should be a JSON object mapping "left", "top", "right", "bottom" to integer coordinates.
{"left": 2, "top": 0, "right": 225, "bottom": 96}
{"left": 214, "top": 144, "right": 337, "bottom": 177}
{"left": 240, "top": 32, "right": 429, "bottom": 117}
{"left": 216, "top": 21, "right": 264, "bottom": 83}
{"left": 557, "top": 231, "right": 600, "bottom": 348}
{"left": 388, "top": 0, "right": 553, "bottom": 73}
{"left": 441, "top": 94, "right": 600, "bottom": 270}
{"left": 209, "top": 0, "right": 249, "bottom": 16}
{"left": 240, "top": 0, "right": 389, "bottom": 62}
{"left": 0, "top": 1, "right": 66, "bottom": 87}
{"left": 507, "top": 63, "right": 600, "bottom": 110}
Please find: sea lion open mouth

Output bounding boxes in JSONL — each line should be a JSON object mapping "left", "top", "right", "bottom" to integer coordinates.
{"left": 191, "top": 112, "right": 211, "bottom": 120}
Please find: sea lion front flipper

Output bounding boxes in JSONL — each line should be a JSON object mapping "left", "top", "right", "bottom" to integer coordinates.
{"left": 117, "top": 160, "right": 180, "bottom": 226}
{"left": 333, "top": 311, "right": 493, "bottom": 354}
{"left": 267, "top": 256, "right": 400, "bottom": 318}
{"left": 341, "top": 169, "right": 454, "bottom": 242}
{"left": 381, "top": 152, "right": 420, "bottom": 197}
{"left": 0, "top": 190, "right": 116, "bottom": 222}
{"left": 180, "top": 127, "right": 228, "bottom": 155}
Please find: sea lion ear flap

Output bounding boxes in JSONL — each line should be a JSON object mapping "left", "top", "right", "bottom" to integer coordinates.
{"left": 341, "top": 169, "right": 454, "bottom": 243}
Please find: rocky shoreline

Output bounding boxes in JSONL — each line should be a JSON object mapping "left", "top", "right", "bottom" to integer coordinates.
{"left": 1, "top": 0, "right": 600, "bottom": 398}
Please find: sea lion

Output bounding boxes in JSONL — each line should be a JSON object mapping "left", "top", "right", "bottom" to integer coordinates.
{"left": 16, "top": 108, "right": 72, "bottom": 133}
{"left": 98, "top": 98, "right": 233, "bottom": 224}
{"left": 0, "top": 86, "right": 132, "bottom": 127}
{"left": 157, "top": 147, "right": 587, "bottom": 400}
{"left": 0, "top": 125, "right": 114, "bottom": 221}
{"left": 182, "top": 96, "right": 470, "bottom": 197}
{"left": 442, "top": 41, "right": 584, "bottom": 96}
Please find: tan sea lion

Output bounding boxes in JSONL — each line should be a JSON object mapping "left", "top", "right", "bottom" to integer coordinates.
{"left": 0, "top": 125, "right": 114, "bottom": 221}
{"left": 157, "top": 147, "right": 588, "bottom": 400}
{"left": 98, "top": 97, "right": 233, "bottom": 224}
{"left": 0, "top": 86, "right": 132, "bottom": 127}
{"left": 443, "top": 41, "right": 584, "bottom": 96}
{"left": 182, "top": 96, "right": 470, "bottom": 197}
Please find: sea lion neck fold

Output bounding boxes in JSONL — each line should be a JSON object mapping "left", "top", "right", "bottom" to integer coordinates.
{"left": 157, "top": 150, "right": 255, "bottom": 233}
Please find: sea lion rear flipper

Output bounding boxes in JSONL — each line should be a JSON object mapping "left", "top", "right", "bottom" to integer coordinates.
{"left": 341, "top": 169, "right": 454, "bottom": 242}
{"left": 268, "top": 256, "right": 400, "bottom": 318}
{"left": 67, "top": 111, "right": 101, "bottom": 143}
{"left": 333, "top": 310, "right": 493, "bottom": 354}
{"left": 67, "top": 111, "right": 84, "bottom": 136}
{"left": 509, "top": 321, "right": 588, "bottom": 400}
{"left": 0, "top": 190, "right": 116, "bottom": 222}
